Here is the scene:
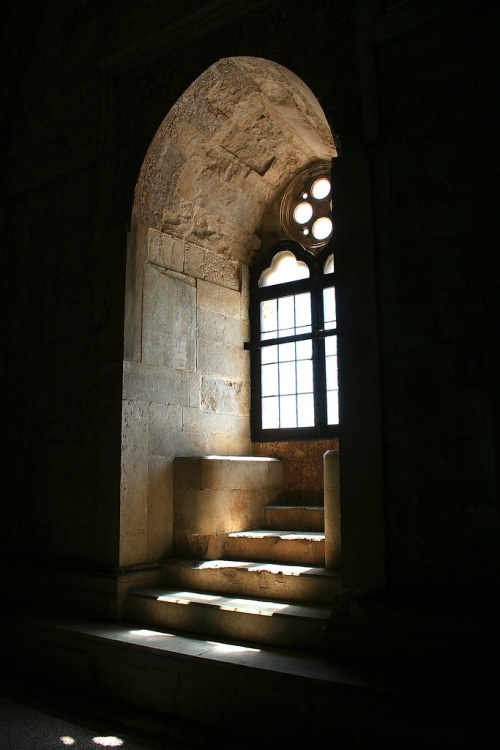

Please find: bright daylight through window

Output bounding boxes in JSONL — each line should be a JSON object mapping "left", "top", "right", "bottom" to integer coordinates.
{"left": 248, "top": 164, "right": 338, "bottom": 440}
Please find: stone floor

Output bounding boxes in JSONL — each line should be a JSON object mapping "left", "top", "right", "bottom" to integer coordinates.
{"left": 0, "top": 686, "right": 254, "bottom": 750}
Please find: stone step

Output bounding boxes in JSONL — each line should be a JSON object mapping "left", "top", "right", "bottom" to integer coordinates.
{"left": 125, "top": 587, "right": 331, "bottom": 648}
{"left": 163, "top": 558, "right": 341, "bottom": 604}
{"left": 225, "top": 530, "right": 325, "bottom": 566}
{"left": 264, "top": 504, "right": 324, "bottom": 531}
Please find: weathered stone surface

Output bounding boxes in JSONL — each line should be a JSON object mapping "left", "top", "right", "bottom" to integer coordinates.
{"left": 147, "top": 455, "right": 173, "bottom": 560}
{"left": 142, "top": 264, "right": 196, "bottom": 369}
{"left": 182, "top": 406, "right": 249, "bottom": 437}
{"left": 201, "top": 375, "right": 249, "bottom": 416}
{"left": 197, "top": 279, "right": 240, "bottom": 318}
{"left": 197, "top": 338, "right": 249, "bottom": 379}
{"left": 122, "top": 361, "right": 192, "bottom": 407}
{"left": 120, "top": 399, "right": 149, "bottom": 566}
{"left": 147, "top": 229, "right": 184, "bottom": 272}
{"left": 196, "top": 308, "right": 225, "bottom": 343}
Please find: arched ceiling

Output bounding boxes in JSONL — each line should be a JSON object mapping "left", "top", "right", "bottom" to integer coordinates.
{"left": 133, "top": 56, "right": 336, "bottom": 264}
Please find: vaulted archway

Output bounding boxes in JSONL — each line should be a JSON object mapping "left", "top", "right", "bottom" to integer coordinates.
{"left": 120, "top": 57, "right": 337, "bottom": 569}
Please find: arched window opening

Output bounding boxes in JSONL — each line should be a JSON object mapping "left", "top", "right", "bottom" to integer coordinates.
{"left": 248, "top": 165, "right": 338, "bottom": 442}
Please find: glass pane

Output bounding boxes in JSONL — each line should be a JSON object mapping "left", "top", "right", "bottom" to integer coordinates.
{"left": 260, "top": 299, "right": 277, "bottom": 337}
{"left": 323, "top": 253, "right": 334, "bottom": 274}
{"left": 311, "top": 178, "right": 330, "bottom": 200}
{"left": 296, "top": 339, "right": 312, "bottom": 360}
{"left": 325, "top": 335, "right": 337, "bottom": 356}
{"left": 262, "top": 364, "right": 278, "bottom": 397}
{"left": 262, "top": 397, "right": 279, "bottom": 429}
{"left": 297, "top": 360, "right": 313, "bottom": 394}
{"left": 278, "top": 296, "right": 294, "bottom": 333}
{"left": 312, "top": 217, "right": 332, "bottom": 240}
{"left": 295, "top": 293, "right": 311, "bottom": 329}
{"left": 327, "top": 390, "right": 339, "bottom": 425}
{"left": 293, "top": 202, "right": 313, "bottom": 224}
{"left": 323, "top": 287, "right": 336, "bottom": 330}
{"left": 325, "top": 355, "right": 338, "bottom": 390}
{"left": 261, "top": 344, "right": 277, "bottom": 365}
{"left": 298, "top": 394, "right": 315, "bottom": 427}
{"left": 259, "top": 250, "right": 309, "bottom": 287}
{"left": 280, "top": 395, "right": 297, "bottom": 428}
{"left": 279, "top": 362, "right": 296, "bottom": 395}
{"left": 278, "top": 342, "right": 295, "bottom": 362}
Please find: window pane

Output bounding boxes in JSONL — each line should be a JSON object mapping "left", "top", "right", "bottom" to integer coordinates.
{"left": 278, "top": 342, "right": 295, "bottom": 362}
{"left": 280, "top": 395, "right": 297, "bottom": 428}
{"left": 297, "top": 359, "right": 313, "bottom": 393}
{"left": 279, "top": 361, "right": 296, "bottom": 395}
{"left": 323, "top": 287, "right": 336, "bottom": 330}
{"left": 325, "top": 335, "right": 337, "bottom": 356}
{"left": 259, "top": 250, "right": 309, "bottom": 287}
{"left": 260, "top": 299, "right": 277, "bottom": 337}
{"left": 295, "top": 293, "right": 311, "bottom": 329}
{"left": 278, "top": 296, "right": 294, "bottom": 334}
{"left": 262, "top": 397, "right": 279, "bottom": 429}
{"left": 261, "top": 344, "right": 277, "bottom": 365}
{"left": 262, "top": 364, "right": 278, "bottom": 397}
{"left": 296, "top": 339, "right": 312, "bottom": 360}
{"left": 325, "top": 354, "right": 338, "bottom": 390}
{"left": 327, "top": 390, "right": 339, "bottom": 425}
{"left": 298, "top": 394, "right": 315, "bottom": 427}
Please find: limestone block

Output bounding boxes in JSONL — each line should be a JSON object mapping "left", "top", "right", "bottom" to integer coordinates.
{"left": 175, "top": 489, "right": 231, "bottom": 535}
{"left": 200, "top": 376, "right": 250, "bottom": 416}
{"left": 220, "top": 124, "right": 275, "bottom": 176}
{"left": 202, "top": 250, "right": 240, "bottom": 291}
{"left": 197, "top": 308, "right": 225, "bottom": 343}
{"left": 120, "top": 399, "right": 149, "bottom": 565}
{"left": 148, "top": 428, "right": 211, "bottom": 459}
{"left": 174, "top": 456, "right": 280, "bottom": 491}
{"left": 184, "top": 242, "right": 240, "bottom": 291}
{"left": 142, "top": 264, "right": 196, "bottom": 370}
{"left": 147, "top": 455, "right": 174, "bottom": 561}
{"left": 224, "top": 316, "right": 249, "bottom": 348}
{"left": 324, "top": 450, "right": 341, "bottom": 570}
{"left": 197, "top": 279, "right": 240, "bottom": 319}
{"left": 148, "top": 402, "right": 183, "bottom": 433}
{"left": 205, "top": 433, "right": 251, "bottom": 457}
{"left": 182, "top": 406, "right": 249, "bottom": 438}
{"left": 240, "top": 264, "right": 250, "bottom": 322}
{"left": 147, "top": 228, "right": 184, "bottom": 272}
{"left": 183, "top": 243, "right": 205, "bottom": 279}
{"left": 197, "top": 338, "right": 248, "bottom": 379}
{"left": 122, "top": 361, "right": 192, "bottom": 407}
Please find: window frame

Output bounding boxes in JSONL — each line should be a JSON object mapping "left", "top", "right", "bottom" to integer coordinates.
{"left": 247, "top": 239, "right": 338, "bottom": 442}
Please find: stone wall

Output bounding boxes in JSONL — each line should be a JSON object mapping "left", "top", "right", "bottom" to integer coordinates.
{"left": 119, "top": 56, "right": 336, "bottom": 568}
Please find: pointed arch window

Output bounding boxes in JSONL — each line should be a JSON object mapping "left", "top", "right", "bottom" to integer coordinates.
{"left": 247, "top": 241, "right": 338, "bottom": 441}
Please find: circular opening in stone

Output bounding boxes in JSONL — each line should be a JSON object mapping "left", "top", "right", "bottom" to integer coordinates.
{"left": 311, "top": 178, "right": 331, "bottom": 200}
{"left": 293, "top": 202, "right": 313, "bottom": 224}
{"left": 312, "top": 216, "right": 333, "bottom": 240}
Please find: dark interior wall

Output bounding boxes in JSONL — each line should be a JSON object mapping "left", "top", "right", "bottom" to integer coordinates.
{"left": 1, "top": 0, "right": 497, "bottom": 603}
{"left": 370, "top": 2, "right": 499, "bottom": 599}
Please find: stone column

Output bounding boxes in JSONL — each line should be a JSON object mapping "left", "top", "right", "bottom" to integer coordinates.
{"left": 324, "top": 450, "right": 341, "bottom": 570}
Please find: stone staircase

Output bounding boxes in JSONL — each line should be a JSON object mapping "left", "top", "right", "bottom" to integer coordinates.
{"left": 125, "top": 494, "right": 342, "bottom": 650}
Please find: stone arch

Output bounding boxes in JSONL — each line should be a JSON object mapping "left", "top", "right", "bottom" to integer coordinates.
{"left": 120, "top": 57, "right": 337, "bottom": 568}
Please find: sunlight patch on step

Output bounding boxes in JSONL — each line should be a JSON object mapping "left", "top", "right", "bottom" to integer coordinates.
{"left": 250, "top": 563, "right": 314, "bottom": 575}
{"left": 129, "top": 629, "right": 174, "bottom": 637}
{"left": 93, "top": 739, "right": 124, "bottom": 747}
{"left": 218, "top": 597, "right": 290, "bottom": 616}
{"left": 206, "top": 640, "right": 261, "bottom": 654}
{"left": 157, "top": 591, "right": 221, "bottom": 604}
